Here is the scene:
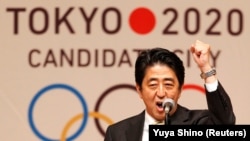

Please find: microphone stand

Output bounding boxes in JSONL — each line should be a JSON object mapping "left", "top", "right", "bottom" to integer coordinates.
{"left": 165, "top": 112, "right": 169, "bottom": 125}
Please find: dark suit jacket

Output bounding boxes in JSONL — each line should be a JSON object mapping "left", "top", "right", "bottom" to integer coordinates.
{"left": 104, "top": 81, "right": 236, "bottom": 141}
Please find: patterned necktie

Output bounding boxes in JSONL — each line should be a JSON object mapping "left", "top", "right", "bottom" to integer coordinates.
{"left": 155, "top": 121, "right": 164, "bottom": 125}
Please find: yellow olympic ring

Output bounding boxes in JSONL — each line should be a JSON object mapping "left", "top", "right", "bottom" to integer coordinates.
{"left": 60, "top": 112, "right": 114, "bottom": 141}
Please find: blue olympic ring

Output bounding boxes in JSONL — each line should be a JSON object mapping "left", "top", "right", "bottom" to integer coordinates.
{"left": 28, "top": 83, "right": 88, "bottom": 141}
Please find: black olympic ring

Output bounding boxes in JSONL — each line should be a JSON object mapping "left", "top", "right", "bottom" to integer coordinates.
{"left": 94, "top": 84, "right": 136, "bottom": 136}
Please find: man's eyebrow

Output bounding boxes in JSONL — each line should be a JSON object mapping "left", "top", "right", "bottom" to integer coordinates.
{"left": 147, "top": 77, "right": 174, "bottom": 82}
{"left": 163, "top": 78, "right": 174, "bottom": 82}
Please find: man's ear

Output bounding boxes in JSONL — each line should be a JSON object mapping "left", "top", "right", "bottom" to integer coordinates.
{"left": 135, "top": 83, "right": 143, "bottom": 98}
{"left": 178, "top": 85, "right": 183, "bottom": 99}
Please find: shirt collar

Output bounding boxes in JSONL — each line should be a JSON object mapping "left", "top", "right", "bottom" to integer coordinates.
{"left": 145, "top": 110, "right": 158, "bottom": 125}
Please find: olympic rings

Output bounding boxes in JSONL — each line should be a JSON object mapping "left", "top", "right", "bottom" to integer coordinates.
{"left": 28, "top": 83, "right": 205, "bottom": 140}
{"left": 28, "top": 83, "right": 88, "bottom": 141}
{"left": 183, "top": 84, "right": 205, "bottom": 93}
{"left": 93, "top": 84, "right": 136, "bottom": 136}
{"left": 60, "top": 112, "right": 113, "bottom": 141}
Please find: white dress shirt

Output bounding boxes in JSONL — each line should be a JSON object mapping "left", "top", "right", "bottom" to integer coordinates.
{"left": 142, "top": 111, "right": 156, "bottom": 141}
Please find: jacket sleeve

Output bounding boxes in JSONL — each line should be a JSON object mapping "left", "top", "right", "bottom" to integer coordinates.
{"left": 104, "top": 126, "right": 112, "bottom": 141}
{"left": 205, "top": 81, "right": 236, "bottom": 124}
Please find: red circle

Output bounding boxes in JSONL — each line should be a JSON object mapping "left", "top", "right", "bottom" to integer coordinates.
{"left": 183, "top": 84, "right": 205, "bottom": 94}
{"left": 129, "top": 7, "right": 156, "bottom": 34}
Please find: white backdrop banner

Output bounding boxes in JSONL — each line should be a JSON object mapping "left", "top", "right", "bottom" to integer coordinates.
{"left": 0, "top": 0, "right": 249, "bottom": 140}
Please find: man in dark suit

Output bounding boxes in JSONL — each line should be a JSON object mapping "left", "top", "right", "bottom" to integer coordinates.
{"left": 104, "top": 40, "right": 235, "bottom": 141}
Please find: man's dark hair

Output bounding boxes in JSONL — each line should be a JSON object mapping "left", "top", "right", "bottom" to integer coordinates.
{"left": 135, "top": 47, "right": 185, "bottom": 89}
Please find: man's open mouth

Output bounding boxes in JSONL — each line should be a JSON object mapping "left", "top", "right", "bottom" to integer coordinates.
{"left": 156, "top": 101, "right": 163, "bottom": 108}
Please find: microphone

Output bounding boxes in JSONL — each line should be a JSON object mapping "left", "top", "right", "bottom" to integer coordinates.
{"left": 162, "top": 98, "right": 175, "bottom": 125}
{"left": 162, "top": 98, "right": 175, "bottom": 114}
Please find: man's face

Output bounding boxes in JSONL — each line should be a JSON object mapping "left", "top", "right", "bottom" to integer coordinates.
{"left": 136, "top": 63, "right": 182, "bottom": 121}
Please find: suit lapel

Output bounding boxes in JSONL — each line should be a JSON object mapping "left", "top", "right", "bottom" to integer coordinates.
{"left": 125, "top": 111, "right": 145, "bottom": 141}
{"left": 169, "top": 104, "right": 189, "bottom": 124}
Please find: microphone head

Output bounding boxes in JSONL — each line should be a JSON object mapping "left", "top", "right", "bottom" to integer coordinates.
{"left": 162, "top": 98, "right": 175, "bottom": 113}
